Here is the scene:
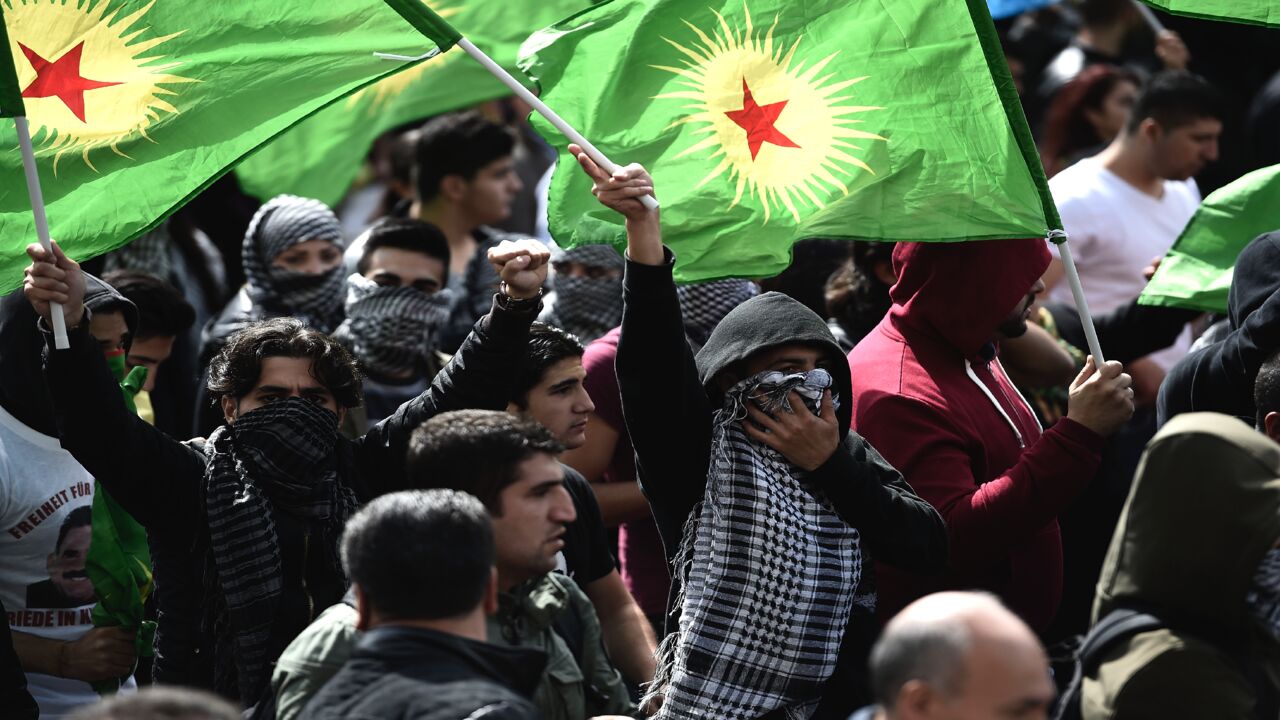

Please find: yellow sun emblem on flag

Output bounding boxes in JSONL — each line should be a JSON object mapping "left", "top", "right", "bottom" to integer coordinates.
{"left": 654, "top": 4, "right": 885, "bottom": 222}
{"left": 349, "top": 0, "right": 463, "bottom": 111}
{"left": 4, "top": 0, "right": 193, "bottom": 174}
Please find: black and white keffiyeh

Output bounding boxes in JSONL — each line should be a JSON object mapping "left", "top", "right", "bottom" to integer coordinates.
{"left": 242, "top": 195, "right": 346, "bottom": 333}
{"left": 333, "top": 274, "right": 453, "bottom": 380}
{"left": 678, "top": 279, "right": 760, "bottom": 348}
{"left": 540, "top": 244, "right": 624, "bottom": 344}
{"left": 202, "top": 398, "right": 358, "bottom": 704}
{"left": 650, "top": 369, "right": 861, "bottom": 720}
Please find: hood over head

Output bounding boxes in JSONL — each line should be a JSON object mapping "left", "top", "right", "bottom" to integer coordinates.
{"left": 1094, "top": 412, "right": 1280, "bottom": 643}
{"left": 695, "top": 291, "right": 852, "bottom": 435}
{"left": 1228, "top": 231, "right": 1280, "bottom": 331}
{"left": 83, "top": 271, "right": 139, "bottom": 352}
{"left": 888, "top": 238, "right": 1050, "bottom": 358}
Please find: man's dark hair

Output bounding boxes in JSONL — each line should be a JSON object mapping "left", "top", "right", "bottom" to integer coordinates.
{"left": 101, "top": 269, "right": 196, "bottom": 340}
{"left": 56, "top": 506, "right": 92, "bottom": 552}
{"left": 341, "top": 489, "right": 492, "bottom": 621}
{"left": 510, "top": 323, "right": 585, "bottom": 410}
{"left": 68, "top": 686, "right": 240, "bottom": 720}
{"left": 355, "top": 217, "right": 451, "bottom": 279}
{"left": 1078, "top": 0, "right": 1133, "bottom": 27}
{"left": 413, "top": 111, "right": 516, "bottom": 204}
{"left": 1126, "top": 71, "right": 1224, "bottom": 134}
{"left": 206, "top": 318, "right": 362, "bottom": 407}
{"left": 1255, "top": 349, "right": 1280, "bottom": 428}
{"left": 405, "top": 409, "right": 564, "bottom": 515}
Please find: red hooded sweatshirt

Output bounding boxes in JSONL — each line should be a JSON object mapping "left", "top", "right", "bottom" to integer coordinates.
{"left": 847, "top": 238, "right": 1105, "bottom": 632}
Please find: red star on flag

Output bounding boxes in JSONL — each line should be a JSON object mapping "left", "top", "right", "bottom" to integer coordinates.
{"left": 20, "top": 42, "right": 122, "bottom": 123}
{"left": 725, "top": 78, "right": 800, "bottom": 160}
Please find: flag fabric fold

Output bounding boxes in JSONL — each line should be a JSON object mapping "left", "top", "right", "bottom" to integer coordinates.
{"left": 1139, "top": 164, "right": 1280, "bottom": 313}
{"left": 520, "top": 0, "right": 1060, "bottom": 282}
{"left": 236, "top": 0, "right": 593, "bottom": 207}
{"left": 0, "top": 0, "right": 441, "bottom": 293}
{"left": 1138, "top": 0, "right": 1279, "bottom": 28}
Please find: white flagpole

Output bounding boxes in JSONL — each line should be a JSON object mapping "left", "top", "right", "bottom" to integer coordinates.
{"left": 1131, "top": 0, "right": 1167, "bottom": 33}
{"left": 1050, "top": 231, "right": 1105, "bottom": 363}
{"left": 14, "top": 116, "right": 69, "bottom": 349}
{"left": 377, "top": 39, "right": 660, "bottom": 211}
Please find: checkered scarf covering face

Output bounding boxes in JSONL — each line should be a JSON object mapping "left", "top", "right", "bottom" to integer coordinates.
{"left": 649, "top": 369, "right": 862, "bottom": 720}
{"left": 541, "top": 244, "right": 624, "bottom": 344}
{"left": 242, "top": 195, "right": 347, "bottom": 333}
{"left": 202, "top": 397, "right": 359, "bottom": 704}
{"left": 333, "top": 274, "right": 453, "bottom": 380}
{"left": 678, "top": 279, "right": 760, "bottom": 347}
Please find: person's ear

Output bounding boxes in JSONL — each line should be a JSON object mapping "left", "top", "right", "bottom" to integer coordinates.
{"left": 897, "top": 679, "right": 938, "bottom": 719}
{"left": 1139, "top": 118, "right": 1163, "bottom": 144}
{"left": 440, "top": 174, "right": 468, "bottom": 203}
{"left": 483, "top": 567, "right": 499, "bottom": 616}
{"left": 1265, "top": 412, "right": 1280, "bottom": 444}
{"left": 220, "top": 396, "right": 237, "bottom": 425}
{"left": 353, "top": 583, "right": 373, "bottom": 631}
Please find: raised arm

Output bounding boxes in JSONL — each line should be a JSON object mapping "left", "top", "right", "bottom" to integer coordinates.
{"left": 353, "top": 240, "right": 548, "bottom": 494}
{"left": 570, "top": 145, "right": 714, "bottom": 548}
{"left": 23, "top": 243, "right": 205, "bottom": 534}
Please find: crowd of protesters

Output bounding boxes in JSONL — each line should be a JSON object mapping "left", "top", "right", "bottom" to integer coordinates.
{"left": 2, "top": 1, "right": 1280, "bottom": 718}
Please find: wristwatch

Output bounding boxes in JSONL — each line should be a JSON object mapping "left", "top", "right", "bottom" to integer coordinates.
{"left": 496, "top": 283, "right": 543, "bottom": 312}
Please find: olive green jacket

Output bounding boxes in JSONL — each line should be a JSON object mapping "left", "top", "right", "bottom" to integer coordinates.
{"left": 488, "top": 572, "right": 636, "bottom": 720}
{"left": 1083, "top": 413, "right": 1280, "bottom": 719}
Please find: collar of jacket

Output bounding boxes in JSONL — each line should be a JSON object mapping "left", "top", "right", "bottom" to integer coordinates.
{"left": 356, "top": 624, "right": 547, "bottom": 698}
{"left": 496, "top": 572, "right": 570, "bottom": 643}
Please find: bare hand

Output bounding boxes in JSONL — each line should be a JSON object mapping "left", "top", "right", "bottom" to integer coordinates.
{"left": 23, "top": 241, "right": 85, "bottom": 328}
{"left": 569, "top": 143, "right": 657, "bottom": 223}
{"left": 1066, "top": 357, "right": 1134, "bottom": 437}
{"left": 487, "top": 238, "right": 550, "bottom": 300}
{"left": 744, "top": 390, "right": 840, "bottom": 471}
{"left": 1142, "top": 256, "right": 1163, "bottom": 282}
{"left": 1155, "top": 30, "right": 1190, "bottom": 71}
{"left": 62, "top": 627, "right": 136, "bottom": 682}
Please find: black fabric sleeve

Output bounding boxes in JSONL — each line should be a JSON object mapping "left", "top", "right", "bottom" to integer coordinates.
{"left": 1156, "top": 286, "right": 1280, "bottom": 425}
{"left": 616, "top": 249, "right": 713, "bottom": 557}
{"left": 353, "top": 295, "right": 539, "bottom": 496}
{"left": 44, "top": 321, "right": 206, "bottom": 536}
{"left": 1047, "top": 298, "right": 1201, "bottom": 365}
{"left": 563, "top": 466, "right": 616, "bottom": 585}
{"left": 806, "top": 434, "right": 949, "bottom": 573}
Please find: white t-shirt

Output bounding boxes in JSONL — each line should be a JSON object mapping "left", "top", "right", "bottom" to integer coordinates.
{"left": 1048, "top": 158, "right": 1201, "bottom": 371}
{"left": 0, "top": 404, "right": 134, "bottom": 718}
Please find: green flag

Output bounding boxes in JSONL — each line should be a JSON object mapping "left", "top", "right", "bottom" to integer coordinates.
{"left": 520, "top": 0, "right": 1058, "bottom": 282}
{"left": 1139, "top": 0, "right": 1279, "bottom": 28}
{"left": 236, "top": 0, "right": 593, "bottom": 207}
{"left": 1139, "top": 165, "right": 1280, "bottom": 313}
{"left": 0, "top": 0, "right": 455, "bottom": 294}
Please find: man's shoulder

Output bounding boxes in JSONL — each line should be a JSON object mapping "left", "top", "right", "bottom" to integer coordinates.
{"left": 1049, "top": 158, "right": 1108, "bottom": 200}
{"left": 276, "top": 602, "right": 359, "bottom": 673}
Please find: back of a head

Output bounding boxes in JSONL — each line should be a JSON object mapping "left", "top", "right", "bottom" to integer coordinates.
{"left": 1256, "top": 349, "right": 1280, "bottom": 432}
{"left": 69, "top": 686, "right": 239, "bottom": 720}
{"left": 206, "top": 317, "right": 362, "bottom": 408}
{"left": 405, "top": 409, "right": 564, "bottom": 513}
{"left": 1078, "top": 0, "right": 1134, "bottom": 27}
{"left": 1227, "top": 231, "right": 1280, "bottom": 331}
{"left": 1125, "top": 71, "right": 1224, "bottom": 135}
{"left": 355, "top": 217, "right": 451, "bottom": 278}
{"left": 341, "top": 489, "right": 492, "bottom": 622}
{"left": 102, "top": 268, "right": 196, "bottom": 340}
{"left": 871, "top": 592, "right": 1046, "bottom": 714}
{"left": 413, "top": 111, "right": 516, "bottom": 204}
{"left": 510, "top": 322, "right": 585, "bottom": 409}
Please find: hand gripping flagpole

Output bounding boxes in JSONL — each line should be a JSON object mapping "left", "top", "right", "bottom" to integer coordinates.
{"left": 15, "top": 116, "right": 69, "bottom": 349}
{"left": 1049, "top": 229, "right": 1105, "bottom": 364}
{"left": 376, "top": 40, "right": 660, "bottom": 211}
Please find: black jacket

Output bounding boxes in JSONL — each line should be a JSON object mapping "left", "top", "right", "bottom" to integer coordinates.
{"left": 615, "top": 250, "right": 947, "bottom": 717}
{"left": 297, "top": 625, "right": 544, "bottom": 720}
{"left": 1157, "top": 231, "right": 1280, "bottom": 427}
{"left": 42, "top": 296, "right": 538, "bottom": 704}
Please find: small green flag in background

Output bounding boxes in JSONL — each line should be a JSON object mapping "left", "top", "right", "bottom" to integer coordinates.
{"left": 237, "top": 0, "right": 595, "bottom": 207}
{"left": 0, "top": 0, "right": 457, "bottom": 294}
{"left": 1139, "top": 164, "right": 1280, "bottom": 313}
{"left": 1139, "top": 0, "right": 1279, "bottom": 28}
{"left": 520, "top": 0, "right": 1059, "bottom": 282}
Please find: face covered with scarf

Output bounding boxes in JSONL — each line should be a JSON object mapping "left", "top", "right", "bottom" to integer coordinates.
{"left": 242, "top": 195, "right": 347, "bottom": 334}
{"left": 333, "top": 274, "right": 453, "bottom": 381}
{"left": 650, "top": 367, "right": 861, "bottom": 719}
{"left": 540, "top": 244, "right": 624, "bottom": 344}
